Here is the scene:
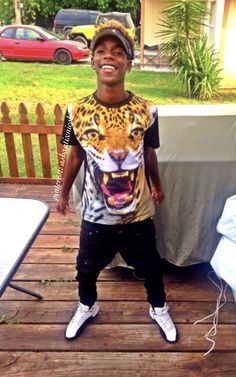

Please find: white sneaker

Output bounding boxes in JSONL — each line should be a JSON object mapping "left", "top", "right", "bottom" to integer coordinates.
{"left": 149, "top": 303, "right": 178, "bottom": 343}
{"left": 65, "top": 302, "right": 99, "bottom": 340}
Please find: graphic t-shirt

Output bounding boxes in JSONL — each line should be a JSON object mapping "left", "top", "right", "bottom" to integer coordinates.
{"left": 61, "top": 92, "right": 160, "bottom": 225}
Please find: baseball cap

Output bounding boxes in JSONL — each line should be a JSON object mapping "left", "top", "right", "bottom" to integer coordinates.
{"left": 91, "top": 24, "right": 134, "bottom": 60}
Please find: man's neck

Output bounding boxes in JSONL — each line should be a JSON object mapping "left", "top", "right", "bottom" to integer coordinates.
{"left": 96, "top": 85, "right": 129, "bottom": 104}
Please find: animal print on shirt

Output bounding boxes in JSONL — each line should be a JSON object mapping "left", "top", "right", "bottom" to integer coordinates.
{"left": 69, "top": 93, "right": 157, "bottom": 224}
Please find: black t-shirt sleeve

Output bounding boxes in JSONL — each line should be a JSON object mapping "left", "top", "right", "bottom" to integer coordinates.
{"left": 144, "top": 110, "right": 160, "bottom": 149}
{"left": 60, "top": 108, "right": 79, "bottom": 146}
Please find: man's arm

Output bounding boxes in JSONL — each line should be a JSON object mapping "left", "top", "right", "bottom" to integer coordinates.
{"left": 144, "top": 146, "right": 165, "bottom": 204}
{"left": 57, "top": 144, "right": 84, "bottom": 214}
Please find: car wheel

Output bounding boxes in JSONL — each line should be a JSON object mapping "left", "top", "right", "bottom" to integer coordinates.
{"left": 74, "top": 36, "right": 88, "bottom": 47}
{"left": 54, "top": 49, "right": 72, "bottom": 65}
{"left": 64, "top": 29, "right": 72, "bottom": 40}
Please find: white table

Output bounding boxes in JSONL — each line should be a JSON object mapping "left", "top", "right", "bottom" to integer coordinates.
{"left": 0, "top": 197, "right": 49, "bottom": 299}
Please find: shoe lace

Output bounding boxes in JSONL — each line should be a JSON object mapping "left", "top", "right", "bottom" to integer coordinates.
{"left": 155, "top": 306, "right": 174, "bottom": 330}
{"left": 71, "top": 305, "right": 87, "bottom": 324}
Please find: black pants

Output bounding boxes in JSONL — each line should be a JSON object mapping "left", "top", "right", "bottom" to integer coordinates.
{"left": 76, "top": 218, "right": 166, "bottom": 308}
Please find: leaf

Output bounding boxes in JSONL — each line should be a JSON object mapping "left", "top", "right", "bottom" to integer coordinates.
{"left": 157, "top": 0, "right": 222, "bottom": 100}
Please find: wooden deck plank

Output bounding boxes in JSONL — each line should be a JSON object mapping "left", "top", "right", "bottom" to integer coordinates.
{"left": 0, "top": 324, "right": 236, "bottom": 351}
{"left": 23, "top": 248, "right": 77, "bottom": 263}
{"left": 1, "top": 352, "right": 235, "bottom": 377}
{"left": 0, "top": 301, "right": 235, "bottom": 324}
{"left": 2, "top": 280, "right": 234, "bottom": 302}
{"left": 41, "top": 224, "right": 79, "bottom": 235}
{"left": 14, "top": 264, "right": 133, "bottom": 281}
{"left": 31, "top": 234, "right": 79, "bottom": 248}
{"left": 12, "top": 261, "right": 214, "bottom": 279}
{"left": 45, "top": 212, "right": 78, "bottom": 222}
{"left": 27, "top": 234, "right": 79, "bottom": 248}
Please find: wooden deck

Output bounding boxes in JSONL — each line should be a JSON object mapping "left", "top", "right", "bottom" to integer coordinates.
{"left": 0, "top": 183, "right": 236, "bottom": 377}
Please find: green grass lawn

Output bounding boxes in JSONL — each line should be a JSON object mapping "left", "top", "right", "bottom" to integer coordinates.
{"left": 1, "top": 61, "right": 236, "bottom": 122}
{"left": 0, "top": 61, "right": 236, "bottom": 178}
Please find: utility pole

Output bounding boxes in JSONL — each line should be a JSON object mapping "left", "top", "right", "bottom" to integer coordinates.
{"left": 13, "top": 0, "right": 22, "bottom": 24}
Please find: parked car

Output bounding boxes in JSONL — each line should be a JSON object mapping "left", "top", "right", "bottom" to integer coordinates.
{"left": 69, "top": 12, "right": 136, "bottom": 47}
{"left": 0, "top": 25, "right": 90, "bottom": 64}
{"left": 53, "top": 9, "right": 100, "bottom": 37}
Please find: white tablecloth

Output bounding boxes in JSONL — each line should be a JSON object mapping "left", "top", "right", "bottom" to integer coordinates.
{"left": 73, "top": 105, "right": 236, "bottom": 267}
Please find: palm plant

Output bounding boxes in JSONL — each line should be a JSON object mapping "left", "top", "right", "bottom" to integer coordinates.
{"left": 158, "top": 0, "right": 221, "bottom": 100}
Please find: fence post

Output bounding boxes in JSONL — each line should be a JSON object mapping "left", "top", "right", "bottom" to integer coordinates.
{"left": 54, "top": 104, "right": 64, "bottom": 167}
{"left": 19, "top": 102, "right": 36, "bottom": 177}
{"left": 1, "top": 102, "right": 19, "bottom": 177}
{"left": 36, "top": 103, "right": 52, "bottom": 178}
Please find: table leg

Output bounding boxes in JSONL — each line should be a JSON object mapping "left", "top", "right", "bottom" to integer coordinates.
{"left": 9, "top": 283, "right": 43, "bottom": 299}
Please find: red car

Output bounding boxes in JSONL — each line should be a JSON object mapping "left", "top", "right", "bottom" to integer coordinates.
{"left": 0, "top": 25, "right": 90, "bottom": 64}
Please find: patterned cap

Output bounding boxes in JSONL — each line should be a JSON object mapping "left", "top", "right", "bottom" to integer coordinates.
{"left": 91, "top": 26, "right": 134, "bottom": 60}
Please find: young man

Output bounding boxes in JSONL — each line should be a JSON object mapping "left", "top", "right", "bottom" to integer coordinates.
{"left": 57, "top": 20, "right": 178, "bottom": 343}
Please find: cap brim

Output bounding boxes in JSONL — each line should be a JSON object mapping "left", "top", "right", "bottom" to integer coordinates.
{"left": 92, "top": 28, "right": 133, "bottom": 60}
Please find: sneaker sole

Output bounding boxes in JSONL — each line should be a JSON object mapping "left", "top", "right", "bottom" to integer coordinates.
{"left": 65, "top": 309, "right": 99, "bottom": 341}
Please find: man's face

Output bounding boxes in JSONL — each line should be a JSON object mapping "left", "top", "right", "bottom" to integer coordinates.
{"left": 91, "top": 36, "right": 132, "bottom": 86}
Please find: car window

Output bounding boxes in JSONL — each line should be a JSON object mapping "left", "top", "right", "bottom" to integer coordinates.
{"left": 39, "top": 28, "right": 58, "bottom": 40}
{"left": 89, "top": 14, "right": 98, "bottom": 24}
{"left": 56, "top": 13, "right": 73, "bottom": 22}
{"left": 98, "top": 16, "right": 110, "bottom": 24}
{"left": 97, "top": 15, "right": 129, "bottom": 28}
{"left": 15, "top": 28, "right": 25, "bottom": 39}
{"left": 0, "top": 28, "right": 15, "bottom": 38}
{"left": 74, "top": 13, "right": 89, "bottom": 25}
{"left": 97, "top": 14, "right": 134, "bottom": 29}
{"left": 15, "top": 28, "right": 40, "bottom": 40}
{"left": 26, "top": 30, "right": 41, "bottom": 40}
{"left": 114, "top": 16, "right": 126, "bottom": 27}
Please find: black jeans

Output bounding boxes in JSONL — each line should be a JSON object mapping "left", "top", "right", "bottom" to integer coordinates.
{"left": 76, "top": 218, "right": 166, "bottom": 307}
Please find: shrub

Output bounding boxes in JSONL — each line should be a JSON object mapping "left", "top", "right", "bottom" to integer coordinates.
{"left": 158, "top": 0, "right": 222, "bottom": 100}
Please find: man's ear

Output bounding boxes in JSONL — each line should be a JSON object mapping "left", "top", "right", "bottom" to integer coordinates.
{"left": 91, "top": 56, "right": 95, "bottom": 69}
{"left": 126, "top": 60, "right": 132, "bottom": 73}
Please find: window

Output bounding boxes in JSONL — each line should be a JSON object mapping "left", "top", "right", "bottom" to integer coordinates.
{"left": 15, "top": 28, "right": 40, "bottom": 40}
{"left": 89, "top": 14, "right": 98, "bottom": 24}
{"left": 208, "top": 1, "right": 216, "bottom": 43}
{"left": 0, "top": 28, "right": 14, "bottom": 38}
{"left": 25, "top": 30, "right": 40, "bottom": 40}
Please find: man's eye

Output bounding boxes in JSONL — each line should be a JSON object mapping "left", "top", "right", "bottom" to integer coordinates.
{"left": 113, "top": 50, "right": 123, "bottom": 55}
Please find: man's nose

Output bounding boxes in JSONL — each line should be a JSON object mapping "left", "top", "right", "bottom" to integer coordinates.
{"left": 103, "top": 49, "right": 115, "bottom": 58}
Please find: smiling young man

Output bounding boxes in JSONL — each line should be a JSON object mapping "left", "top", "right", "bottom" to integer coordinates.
{"left": 57, "top": 20, "right": 178, "bottom": 344}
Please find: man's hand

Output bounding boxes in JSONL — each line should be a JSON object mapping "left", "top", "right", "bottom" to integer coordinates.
{"left": 57, "top": 195, "right": 70, "bottom": 215}
{"left": 151, "top": 189, "right": 165, "bottom": 205}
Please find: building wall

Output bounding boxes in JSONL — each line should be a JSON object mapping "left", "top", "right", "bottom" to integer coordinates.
{"left": 143, "top": 0, "right": 168, "bottom": 45}
{"left": 142, "top": 0, "right": 236, "bottom": 89}
{"left": 220, "top": 0, "right": 236, "bottom": 88}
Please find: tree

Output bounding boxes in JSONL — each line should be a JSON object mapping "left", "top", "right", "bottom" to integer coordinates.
{"left": 0, "top": 0, "right": 139, "bottom": 29}
{"left": 13, "top": 0, "right": 22, "bottom": 24}
{"left": 158, "top": 0, "right": 221, "bottom": 100}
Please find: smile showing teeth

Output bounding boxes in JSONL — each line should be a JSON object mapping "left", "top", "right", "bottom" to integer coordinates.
{"left": 102, "top": 65, "right": 115, "bottom": 71}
